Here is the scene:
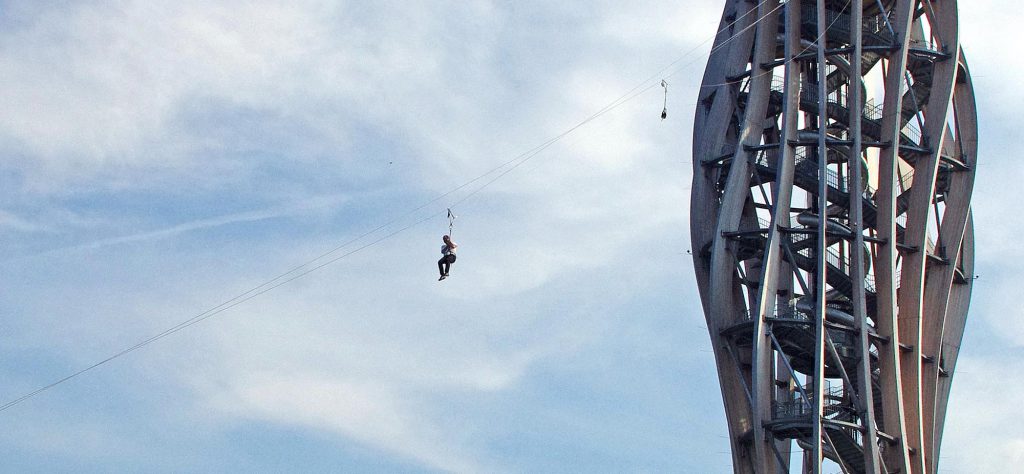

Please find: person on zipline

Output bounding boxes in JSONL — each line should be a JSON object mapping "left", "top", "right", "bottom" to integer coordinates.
{"left": 438, "top": 235, "right": 458, "bottom": 281}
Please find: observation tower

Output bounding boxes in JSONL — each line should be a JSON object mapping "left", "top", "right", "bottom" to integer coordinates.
{"left": 689, "top": 0, "right": 977, "bottom": 472}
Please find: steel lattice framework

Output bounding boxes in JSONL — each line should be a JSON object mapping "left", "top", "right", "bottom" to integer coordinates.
{"left": 690, "top": 0, "right": 977, "bottom": 472}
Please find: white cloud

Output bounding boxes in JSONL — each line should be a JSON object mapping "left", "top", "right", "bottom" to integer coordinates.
{"left": 76, "top": 197, "right": 669, "bottom": 471}
{"left": 0, "top": 209, "right": 44, "bottom": 233}
{"left": 942, "top": 355, "right": 1024, "bottom": 472}
{"left": 1, "top": 4, "right": 692, "bottom": 469}
{"left": 597, "top": 1, "right": 723, "bottom": 48}
{"left": 972, "top": 162, "right": 1024, "bottom": 260}
{"left": 207, "top": 371, "right": 485, "bottom": 473}
{"left": 971, "top": 280, "right": 1024, "bottom": 347}
{"left": 959, "top": 2, "right": 1024, "bottom": 118}
{"left": 12, "top": 193, "right": 347, "bottom": 261}
{"left": 0, "top": 0, "right": 505, "bottom": 191}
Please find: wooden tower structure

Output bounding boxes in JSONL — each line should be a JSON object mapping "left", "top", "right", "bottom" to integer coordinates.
{"left": 689, "top": 0, "right": 977, "bottom": 472}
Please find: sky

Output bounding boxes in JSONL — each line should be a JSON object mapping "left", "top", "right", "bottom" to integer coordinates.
{"left": 0, "top": 1, "right": 1020, "bottom": 472}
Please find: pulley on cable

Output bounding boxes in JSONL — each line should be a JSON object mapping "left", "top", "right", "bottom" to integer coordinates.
{"left": 660, "top": 79, "right": 669, "bottom": 120}
{"left": 447, "top": 208, "right": 456, "bottom": 238}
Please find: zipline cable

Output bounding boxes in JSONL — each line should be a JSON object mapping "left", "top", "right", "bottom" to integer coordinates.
{"left": 667, "top": 0, "right": 853, "bottom": 91}
{"left": 445, "top": 2, "right": 799, "bottom": 209}
{"left": 0, "top": 208, "right": 446, "bottom": 413}
{"left": 0, "top": 1, "right": 783, "bottom": 413}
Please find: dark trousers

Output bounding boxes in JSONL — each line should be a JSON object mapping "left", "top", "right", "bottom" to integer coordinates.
{"left": 438, "top": 254, "right": 456, "bottom": 276}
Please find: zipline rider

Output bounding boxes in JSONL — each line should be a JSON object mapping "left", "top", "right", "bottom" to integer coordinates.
{"left": 438, "top": 235, "right": 458, "bottom": 281}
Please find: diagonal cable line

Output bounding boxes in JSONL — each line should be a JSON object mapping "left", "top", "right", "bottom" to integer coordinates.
{"left": 0, "top": 2, "right": 784, "bottom": 414}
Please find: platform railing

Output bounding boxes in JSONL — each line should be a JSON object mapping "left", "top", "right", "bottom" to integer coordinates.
{"left": 768, "top": 76, "right": 924, "bottom": 148}
{"left": 772, "top": 382, "right": 849, "bottom": 420}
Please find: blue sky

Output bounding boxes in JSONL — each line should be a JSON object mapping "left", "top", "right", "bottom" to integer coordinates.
{"left": 0, "top": 1, "right": 1020, "bottom": 472}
